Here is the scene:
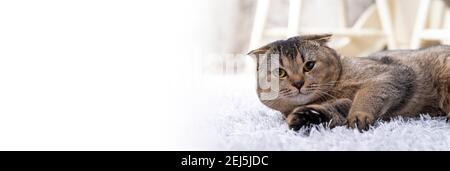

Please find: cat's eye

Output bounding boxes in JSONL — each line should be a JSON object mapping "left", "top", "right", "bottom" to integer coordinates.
{"left": 273, "top": 68, "right": 287, "bottom": 78}
{"left": 303, "top": 61, "right": 316, "bottom": 72}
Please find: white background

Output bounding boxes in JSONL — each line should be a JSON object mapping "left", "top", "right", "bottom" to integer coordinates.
{"left": 0, "top": 0, "right": 217, "bottom": 150}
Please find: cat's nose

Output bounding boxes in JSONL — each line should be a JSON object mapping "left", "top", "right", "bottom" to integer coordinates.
{"left": 292, "top": 80, "right": 304, "bottom": 90}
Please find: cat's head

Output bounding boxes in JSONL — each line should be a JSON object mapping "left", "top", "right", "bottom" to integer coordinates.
{"left": 248, "top": 34, "right": 342, "bottom": 113}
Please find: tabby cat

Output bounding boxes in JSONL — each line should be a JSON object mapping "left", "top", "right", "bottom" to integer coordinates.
{"left": 248, "top": 34, "right": 450, "bottom": 131}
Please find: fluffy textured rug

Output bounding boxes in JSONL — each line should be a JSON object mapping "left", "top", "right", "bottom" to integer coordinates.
{"left": 206, "top": 74, "right": 450, "bottom": 151}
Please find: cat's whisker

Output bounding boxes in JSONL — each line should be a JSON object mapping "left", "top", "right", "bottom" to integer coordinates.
{"left": 314, "top": 91, "right": 330, "bottom": 102}
{"left": 316, "top": 91, "right": 338, "bottom": 100}
{"left": 305, "top": 86, "right": 340, "bottom": 101}
{"left": 306, "top": 84, "right": 344, "bottom": 94}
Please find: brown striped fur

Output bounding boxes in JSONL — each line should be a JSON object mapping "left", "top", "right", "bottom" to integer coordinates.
{"left": 248, "top": 34, "right": 450, "bottom": 131}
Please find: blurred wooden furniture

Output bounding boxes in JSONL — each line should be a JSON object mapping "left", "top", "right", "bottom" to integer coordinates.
{"left": 248, "top": 0, "right": 398, "bottom": 56}
{"left": 410, "top": 0, "right": 450, "bottom": 49}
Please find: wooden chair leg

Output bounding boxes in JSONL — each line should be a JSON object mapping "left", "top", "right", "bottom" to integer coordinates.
{"left": 410, "top": 0, "right": 431, "bottom": 49}
{"left": 287, "top": 0, "right": 302, "bottom": 37}
{"left": 338, "top": 0, "right": 348, "bottom": 28}
{"left": 443, "top": 7, "right": 450, "bottom": 45}
{"left": 376, "top": 0, "right": 397, "bottom": 49}
{"left": 249, "top": 0, "right": 271, "bottom": 50}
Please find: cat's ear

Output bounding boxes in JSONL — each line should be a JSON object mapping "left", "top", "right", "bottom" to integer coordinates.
{"left": 299, "top": 34, "right": 332, "bottom": 46}
{"left": 247, "top": 44, "right": 271, "bottom": 56}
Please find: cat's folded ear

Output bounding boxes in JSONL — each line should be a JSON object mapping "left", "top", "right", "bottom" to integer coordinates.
{"left": 247, "top": 44, "right": 271, "bottom": 56}
{"left": 298, "top": 34, "right": 332, "bottom": 46}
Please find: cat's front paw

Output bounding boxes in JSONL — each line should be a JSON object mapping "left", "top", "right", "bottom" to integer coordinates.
{"left": 287, "top": 107, "right": 328, "bottom": 131}
{"left": 347, "top": 111, "right": 375, "bottom": 131}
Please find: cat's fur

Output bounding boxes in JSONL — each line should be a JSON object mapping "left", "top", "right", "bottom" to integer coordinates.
{"left": 248, "top": 34, "right": 450, "bottom": 131}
